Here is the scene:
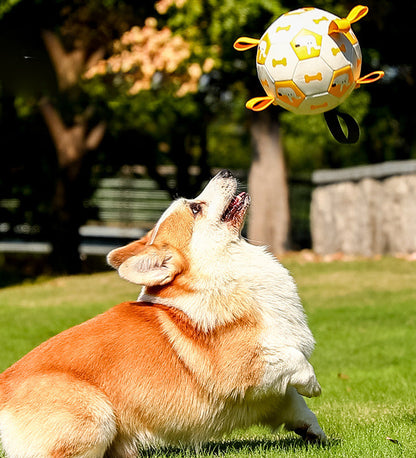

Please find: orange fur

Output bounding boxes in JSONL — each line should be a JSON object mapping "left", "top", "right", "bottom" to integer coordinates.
{"left": 0, "top": 301, "right": 262, "bottom": 455}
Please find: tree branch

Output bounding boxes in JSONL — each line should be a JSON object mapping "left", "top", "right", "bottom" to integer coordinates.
{"left": 42, "top": 29, "right": 86, "bottom": 90}
{"left": 38, "top": 97, "right": 71, "bottom": 167}
{"left": 85, "top": 121, "right": 106, "bottom": 151}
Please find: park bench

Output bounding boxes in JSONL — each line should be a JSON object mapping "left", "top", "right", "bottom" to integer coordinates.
{"left": 0, "top": 177, "right": 171, "bottom": 255}
{"left": 88, "top": 177, "right": 171, "bottom": 226}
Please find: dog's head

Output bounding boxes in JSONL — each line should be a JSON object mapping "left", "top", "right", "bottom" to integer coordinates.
{"left": 107, "top": 170, "right": 250, "bottom": 287}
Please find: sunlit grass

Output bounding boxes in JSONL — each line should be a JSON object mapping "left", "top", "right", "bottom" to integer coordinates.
{"left": 0, "top": 272, "right": 139, "bottom": 369}
{"left": 0, "top": 257, "right": 415, "bottom": 456}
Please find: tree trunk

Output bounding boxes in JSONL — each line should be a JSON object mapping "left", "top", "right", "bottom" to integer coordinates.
{"left": 48, "top": 164, "right": 85, "bottom": 274}
{"left": 248, "top": 111, "right": 290, "bottom": 254}
{"left": 36, "top": 30, "right": 107, "bottom": 273}
{"left": 39, "top": 98, "right": 106, "bottom": 273}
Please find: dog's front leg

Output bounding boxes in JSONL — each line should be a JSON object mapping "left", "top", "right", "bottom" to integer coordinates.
{"left": 277, "top": 386, "right": 327, "bottom": 442}
{"left": 262, "top": 346, "right": 322, "bottom": 398}
{"left": 285, "top": 347, "right": 322, "bottom": 398}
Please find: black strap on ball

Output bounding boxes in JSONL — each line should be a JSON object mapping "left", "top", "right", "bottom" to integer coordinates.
{"left": 324, "top": 109, "right": 360, "bottom": 144}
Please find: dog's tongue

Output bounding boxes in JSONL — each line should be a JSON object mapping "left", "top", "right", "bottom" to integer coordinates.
{"left": 222, "top": 192, "right": 249, "bottom": 222}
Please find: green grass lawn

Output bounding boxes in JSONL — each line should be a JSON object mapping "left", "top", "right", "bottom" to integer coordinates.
{"left": 0, "top": 257, "right": 415, "bottom": 457}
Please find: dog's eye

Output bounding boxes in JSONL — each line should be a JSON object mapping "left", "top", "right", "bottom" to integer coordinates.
{"left": 190, "top": 202, "right": 202, "bottom": 216}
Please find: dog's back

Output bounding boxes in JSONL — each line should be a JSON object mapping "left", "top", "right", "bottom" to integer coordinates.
{"left": 0, "top": 301, "right": 272, "bottom": 455}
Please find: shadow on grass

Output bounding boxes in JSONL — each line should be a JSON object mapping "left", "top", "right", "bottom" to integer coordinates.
{"left": 141, "top": 436, "right": 340, "bottom": 457}
{"left": 1, "top": 436, "right": 341, "bottom": 458}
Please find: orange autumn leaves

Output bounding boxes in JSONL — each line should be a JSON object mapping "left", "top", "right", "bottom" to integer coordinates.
{"left": 155, "top": 0, "right": 187, "bottom": 15}
{"left": 85, "top": 11, "right": 215, "bottom": 97}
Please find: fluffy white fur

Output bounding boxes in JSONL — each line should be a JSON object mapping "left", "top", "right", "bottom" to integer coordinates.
{"left": 139, "top": 172, "right": 322, "bottom": 399}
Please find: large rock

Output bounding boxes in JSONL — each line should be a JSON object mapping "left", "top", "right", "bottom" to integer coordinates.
{"left": 311, "top": 161, "right": 416, "bottom": 256}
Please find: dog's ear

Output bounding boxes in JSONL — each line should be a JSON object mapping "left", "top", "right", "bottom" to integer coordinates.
{"left": 107, "top": 231, "right": 152, "bottom": 269}
{"left": 108, "top": 237, "right": 185, "bottom": 286}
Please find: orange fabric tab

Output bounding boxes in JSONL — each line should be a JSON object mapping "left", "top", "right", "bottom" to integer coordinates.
{"left": 329, "top": 18, "right": 350, "bottom": 34}
{"left": 346, "top": 5, "right": 369, "bottom": 23}
{"left": 356, "top": 71, "right": 385, "bottom": 85}
{"left": 329, "top": 5, "right": 369, "bottom": 35}
{"left": 246, "top": 97, "right": 274, "bottom": 111}
{"left": 233, "top": 37, "right": 260, "bottom": 51}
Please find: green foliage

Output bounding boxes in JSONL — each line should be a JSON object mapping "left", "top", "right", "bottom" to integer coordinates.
{"left": 207, "top": 117, "right": 251, "bottom": 169}
{"left": 154, "top": 0, "right": 412, "bottom": 174}
{"left": 281, "top": 89, "right": 372, "bottom": 171}
{"left": 163, "top": 0, "right": 285, "bottom": 41}
{"left": 4, "top": 0, "right": 412, "bottom": 177}
{"left": 0, "top": 0, "right": 20, "bottom": 18}
{"left": 88, "top": 0, "right": 292, "bottom": 172}
{"left": 0, "top": 258, "right": 415, "bottom": 456}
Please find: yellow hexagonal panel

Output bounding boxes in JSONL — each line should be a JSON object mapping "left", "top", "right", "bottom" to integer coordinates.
{"left": 257, "top": 33, "right": 271, "bottom": 65}
{"left": 291, "top": 29, "right": 322, "bottom": 60}
{"left": 275, "top": 80, "right": 305, "bottom": 109}
{"left": 329, "top": 66, "right": 354, "bottom": 98}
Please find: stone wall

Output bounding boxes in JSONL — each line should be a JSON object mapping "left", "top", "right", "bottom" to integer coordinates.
{"left": 310, "top": 161, "right": 416, "bottom": 256}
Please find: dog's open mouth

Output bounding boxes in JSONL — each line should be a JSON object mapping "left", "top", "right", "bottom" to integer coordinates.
{"left": 221, "top": 192, "right": 250, "bottom": 224}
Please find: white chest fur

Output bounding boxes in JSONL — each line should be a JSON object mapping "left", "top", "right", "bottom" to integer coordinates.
{"left": 140, "top": 240, "right": 319, "bottom": 398}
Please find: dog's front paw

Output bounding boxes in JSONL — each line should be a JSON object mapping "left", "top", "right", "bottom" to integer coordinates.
{"left": 295, "top": 423, "right": 327, "bottom": 443}
{"left": 290, "top": 364, "right": 322, "bottom": 398}
{"left": 294, "top": 377, "right": 321, "bottom": 398}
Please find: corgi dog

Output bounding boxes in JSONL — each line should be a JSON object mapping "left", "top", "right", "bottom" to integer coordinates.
{"left": 0, "top": 170, "right": 325, "bottom": 457}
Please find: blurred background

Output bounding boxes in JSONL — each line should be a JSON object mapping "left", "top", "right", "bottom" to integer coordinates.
{"left": 0, "top": 0, "right": 415, "bottom": 284}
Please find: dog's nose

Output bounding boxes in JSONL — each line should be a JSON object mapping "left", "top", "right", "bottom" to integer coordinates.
{"left": 218, "top": 169, "right": 233, "bottom": 179}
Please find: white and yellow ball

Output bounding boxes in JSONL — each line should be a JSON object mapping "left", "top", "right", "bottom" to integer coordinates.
{"left": 256, "top": 7, "right": 361, "bottom": 114}
{"left": 234, "top": 6, "right": 383, "bottom": 115}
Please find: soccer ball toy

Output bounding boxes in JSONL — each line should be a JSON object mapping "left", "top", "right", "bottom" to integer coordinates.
{"left": 234, "top": 5, "right": 384, "bottom": 141}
